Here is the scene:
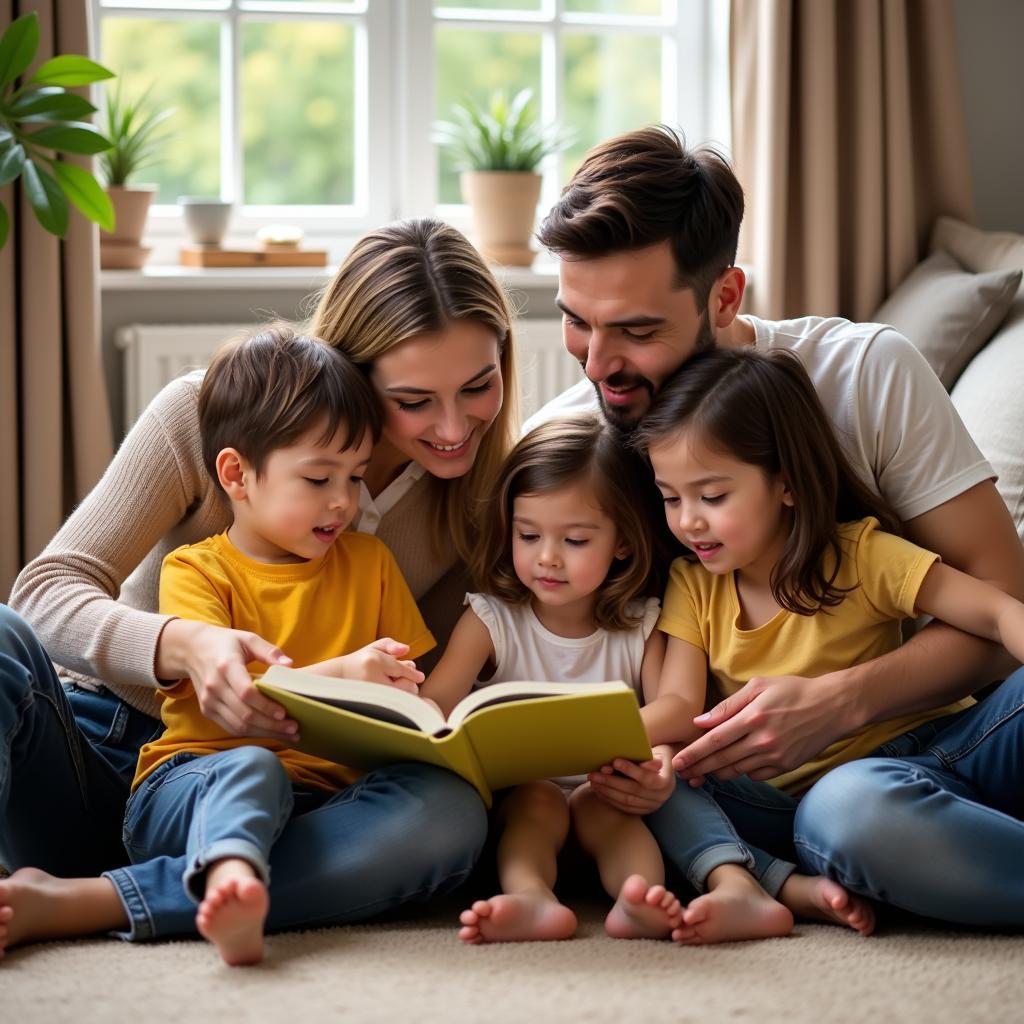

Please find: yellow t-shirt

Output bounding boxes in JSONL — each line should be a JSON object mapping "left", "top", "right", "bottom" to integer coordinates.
{"left": 134, "top": 530, "right": 435, "bottom": 792}
{"left": 658, "top": 517, "right": 973, "bottom": 795}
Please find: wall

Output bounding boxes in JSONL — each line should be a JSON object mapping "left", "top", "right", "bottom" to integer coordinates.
{"left": 953, "top": 0, "right": 1024, "bottom": 234}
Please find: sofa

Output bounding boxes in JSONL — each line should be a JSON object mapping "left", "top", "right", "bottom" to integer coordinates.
{"left": 873, "top": 216, "right": 1024, "bottom": 540}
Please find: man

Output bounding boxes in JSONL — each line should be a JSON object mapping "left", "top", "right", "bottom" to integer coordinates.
{"left": 528, "top": 125, "right": 1024, "bottom": 926}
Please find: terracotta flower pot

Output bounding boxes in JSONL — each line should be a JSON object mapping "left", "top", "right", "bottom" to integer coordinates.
{"left": 101, "top": 185, "right": 157, "bottom": 269}
{"left": 461, "top": 170, "right": 542, "bottom": 267}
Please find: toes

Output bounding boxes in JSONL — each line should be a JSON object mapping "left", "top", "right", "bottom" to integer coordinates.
{"left": 459, "top": 909, "right": 480, "bottom": 926}
{"left": 645, "top": 885, "right": 667, "bottom": 906}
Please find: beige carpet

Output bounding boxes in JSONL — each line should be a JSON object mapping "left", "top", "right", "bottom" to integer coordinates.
{"left": 4, "top": 899, "right": 1023, "bottom": 1024}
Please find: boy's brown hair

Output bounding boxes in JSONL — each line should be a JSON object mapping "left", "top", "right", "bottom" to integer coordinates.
{"left": 537, "top": 125, "right": 744, "bottom": 310}
{"left": 472, "top": 414, "right": 655, "bottom": 631}
{"left": 199, "top": 326, "right": 382, "bottom": 490}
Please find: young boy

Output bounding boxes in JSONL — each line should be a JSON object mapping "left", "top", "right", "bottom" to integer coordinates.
{"left": 127, "top": 328, "right": 434, "bottom": 965}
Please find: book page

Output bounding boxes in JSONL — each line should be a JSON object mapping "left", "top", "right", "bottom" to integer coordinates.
{"left": 447, "top": 680, "right": 632, "bottom": 730}
{"left": 259, "top": 666, "right": 446, "bottom": 734}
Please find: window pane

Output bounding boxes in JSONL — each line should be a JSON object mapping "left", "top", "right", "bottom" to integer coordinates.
{"left": 564, "top": 0, "right": 665, "bottom": 15}
{"left": 562, "top": 32, "right": 662, "bottom": 179}
{"left": 435, "top": 28, "right": 541, "bottom": 203}
{"left": 240, "top": 21, "right": 355, "bottom": 205}
{"left": 100, "top": 18, "right": 220, "bottom": 202}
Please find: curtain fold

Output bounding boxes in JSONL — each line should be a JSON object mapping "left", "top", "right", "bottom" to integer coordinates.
{"left": 0, "top": 0, "right": 113, "bottom": 598}
{"left": 730, "top": 0, "right": 974, "bottom": 322}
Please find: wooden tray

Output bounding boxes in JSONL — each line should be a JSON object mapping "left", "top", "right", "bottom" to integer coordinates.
{"left": 179, "top": 245, "right": 328, "bottom": 268}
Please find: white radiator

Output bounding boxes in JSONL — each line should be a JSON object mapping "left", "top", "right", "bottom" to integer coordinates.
{"left": 116, "top": 319, "right": 580, "bottom": 428}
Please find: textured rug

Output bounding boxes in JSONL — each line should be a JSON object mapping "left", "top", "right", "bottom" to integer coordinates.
{"left": 4, "top": 899, "right": 1023, "bottom": 1024}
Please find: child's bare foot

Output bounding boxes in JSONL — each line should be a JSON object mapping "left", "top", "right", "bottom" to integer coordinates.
{"left": 604, "top": 874, "right": 683, "bottom": 939}
{"left": 779, "top": 874, "right": 875, "bottom": 936}
{"left": 0, "top": 868, "right": 125, "bottom": 955}
{"left": 458, "top": 893, "right": 577, "bottom": 944}
{"left": 672, "top": 866, "right": 794, "bottom": 945}
{"left": 196, "top": 860, "right": 269, "bottom": 966}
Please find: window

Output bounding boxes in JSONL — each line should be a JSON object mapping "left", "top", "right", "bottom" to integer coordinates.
{"left": 93, "top": 0, "right": 729, "bottom": 247}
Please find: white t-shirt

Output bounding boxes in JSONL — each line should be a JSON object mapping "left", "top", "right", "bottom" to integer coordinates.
{"left": 523, "top": 315, "right": 994, "bottom": 522}
{"left": 465, "top": 593, "right": 661, "bottom": 696}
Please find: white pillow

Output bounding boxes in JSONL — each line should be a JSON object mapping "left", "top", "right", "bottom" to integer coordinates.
{"left": 874, "top": 249, "right": 1021, "bottom": 388}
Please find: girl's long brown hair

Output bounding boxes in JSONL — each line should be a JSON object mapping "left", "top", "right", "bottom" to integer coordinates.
{"left": 473, "top": 414, "right": 655, "bottom": 631}
{"left": 634, "top": 347, "right": 901, "bottom": 615}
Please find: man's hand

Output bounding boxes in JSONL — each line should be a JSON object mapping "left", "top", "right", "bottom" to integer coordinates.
{"left": 672, "top": 672, "right": 854, "bottom": 783}
{"left": 309, "top": 638, "right": 424, "bottom": 692}
{"left": 157, "top": 618, "right": 298, "bottom": 741}
{"left": 586, "top": 746, "right": 677, "bottom": 815}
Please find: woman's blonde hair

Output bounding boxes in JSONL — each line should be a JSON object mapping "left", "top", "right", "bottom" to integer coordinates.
{"left": 309, "top": 218, "right": 519, "bottom": 563}
{"left": 472, "top": 414, "right": 654, "bottom": 631}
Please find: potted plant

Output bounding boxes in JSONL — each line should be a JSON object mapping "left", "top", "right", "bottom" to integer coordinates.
{"left": 0, "top": 12, "right": 115, "bottom": 249}
{"left": 433, "top": 89, "right": 575, "bottom": 267}
{"left": 98, "top": 82, "right": 174, "bottom": 268}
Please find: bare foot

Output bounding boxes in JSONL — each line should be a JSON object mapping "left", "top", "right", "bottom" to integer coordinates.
{"left": 779, "top": 874, "right": 875, "bottom": 936}
{"left": 673, "top": 867, "right": 794, "bottom": 945}
{"left": 196, "top": 863, "right": 269, "bottom": 966}
{"left": 0, "top": 868, "right": 126, "bottom": 956}
{"left": 458, "top": 893, "right": 577, "bottom": 944}
{"left": 604, "top": 874, "right": 683, "bottom": 939}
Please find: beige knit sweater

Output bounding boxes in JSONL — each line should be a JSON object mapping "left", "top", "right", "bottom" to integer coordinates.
{"left": 9, "top": 371, "right": 464, "bottom": 720}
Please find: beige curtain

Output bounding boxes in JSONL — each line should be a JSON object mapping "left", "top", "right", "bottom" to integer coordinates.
{"left": 0, "top": 0, "right": 112, "bottom": 598}
{"left": 730, "top": 0, "right": 974, "bottom": 321}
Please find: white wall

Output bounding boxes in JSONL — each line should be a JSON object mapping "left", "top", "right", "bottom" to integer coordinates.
{"left": 953, "top": 0, "right": 1024, "bottom": 233}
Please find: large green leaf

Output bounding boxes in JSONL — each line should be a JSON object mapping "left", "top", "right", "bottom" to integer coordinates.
{"left": 0, "top": 14, "right": 40, "bottom": 92}
{"left": 22, "top": 158, "right": 68, "bottom": 237}
{"left": 24, "top": 122, "right": 112, "bottom": 155}
{"left": 8, "top": 87, "right": 96, "bottom": 120}
{"left": 0, "top": 142, "right": 25, "bottom": 186}
{"left": 0, "top": 201, "right": 8, "bottom": 249}
{"left": 30, "top": 55, "right": 114, "bottom": 88}
{"left": 51, "top": 160, "right": 115, "bottom": 232}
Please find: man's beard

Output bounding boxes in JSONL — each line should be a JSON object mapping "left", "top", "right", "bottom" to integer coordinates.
{"left": 590, "top": 312, "right": 715, "bottom": 433}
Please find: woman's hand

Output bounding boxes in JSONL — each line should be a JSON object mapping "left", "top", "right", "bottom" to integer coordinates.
{"left": 306, "top": 638, "right": 425, "bottom": 693}
{"left": 586, "top": 746, "right": 677, "bottom": 815}
{"left": 156, "top": 618, "right": 298, "bottom": 740}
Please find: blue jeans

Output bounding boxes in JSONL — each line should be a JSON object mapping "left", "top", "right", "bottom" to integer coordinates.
{"left": 113, "top": 754, "right": 485, "bottom": 939}
{"left": 0, "top": 605, "right": 161, "bottom": 874}
{"left": 650, "top": 667, "right": 1024, "bottom": 926}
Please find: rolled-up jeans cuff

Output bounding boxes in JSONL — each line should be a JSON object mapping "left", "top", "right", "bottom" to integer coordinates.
{"left": 103, "top": 866, "right": 154, "bottom": 942}
{"left": 688, "top": 843, "right": 756, "bottom": 894}
{"left": 757, "top": 857, "right": 797, "bottom": 899}
{"left": 182, "top": 838, "right": 269, "bottom": 903}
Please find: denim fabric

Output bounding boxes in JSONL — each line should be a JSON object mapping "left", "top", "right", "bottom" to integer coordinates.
{"left": 0, "top": 605, "right": 161, "bottom": 874}
{"left": 794, "top": 667, "right": 1024, "bottom": 925}
{"left": 124, "top": 747, "right": 294, "bottom": 901}
{"left": 646, "top": 777, "right": 797, "bottom": 897}
{"left": 107, "top": 759, "right": 488, "bottom": 940}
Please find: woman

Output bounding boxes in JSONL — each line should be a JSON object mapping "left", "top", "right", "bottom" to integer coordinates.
{"left": 0, "top": 219, "right": 517, "bottom": 945}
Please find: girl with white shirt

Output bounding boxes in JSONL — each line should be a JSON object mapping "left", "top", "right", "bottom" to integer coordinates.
{"left": 422, "top": 414, "right": 689, "bottom": 944}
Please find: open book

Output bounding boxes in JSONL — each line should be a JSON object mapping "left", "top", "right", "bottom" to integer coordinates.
{"left": 255, "top": 666, "right": 652, "bottom": 806}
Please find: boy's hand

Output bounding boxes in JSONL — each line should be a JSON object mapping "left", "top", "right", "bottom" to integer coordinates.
{"left": 157, "top": 618, "right": 298, "bottom": 741}
{"left": 586, "top": 747, "right": 677, "bottom": 815}
{"left": 311, "top": 638, "right": 424, "bottom": 692}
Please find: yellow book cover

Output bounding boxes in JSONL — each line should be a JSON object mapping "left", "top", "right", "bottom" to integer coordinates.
{"left": 255, "top": 666, "right": 652, "bottom": 807}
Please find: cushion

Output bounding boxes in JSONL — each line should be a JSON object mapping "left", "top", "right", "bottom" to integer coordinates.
{"left": 931, "top": 215, "right": 1024, "bottom": 276}
{"left": 874, "top": 249, "right": 1021, "bottom": 388}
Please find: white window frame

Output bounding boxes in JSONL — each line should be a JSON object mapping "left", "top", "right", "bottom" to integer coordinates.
{"left": 93, "top": 0, "right": 730, "bottom": 253}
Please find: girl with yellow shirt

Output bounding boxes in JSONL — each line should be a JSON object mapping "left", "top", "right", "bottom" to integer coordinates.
{"left": 626, "top": 346, "right": 1024, "bottom": 939}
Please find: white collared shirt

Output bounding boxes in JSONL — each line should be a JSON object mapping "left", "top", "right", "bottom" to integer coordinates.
{"left": 355, "top": 461, "right": 426, "bottom": 535}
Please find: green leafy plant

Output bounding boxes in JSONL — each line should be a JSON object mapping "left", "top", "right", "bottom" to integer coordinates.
{"left": 99, "top": 82, "right": 174, "bottom": 187}
{"left": 0, "top": 12, "right": 115, "bottom": 248}
{"left": 433, "top": 88, "right": 576, "bottom": 173}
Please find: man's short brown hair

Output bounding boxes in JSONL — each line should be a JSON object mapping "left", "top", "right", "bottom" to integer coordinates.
{"left": 537, "top": 125, "right": 744, "bottom": 308}
{"left": 199, "top": 326, "right": 382, "bottom": 490}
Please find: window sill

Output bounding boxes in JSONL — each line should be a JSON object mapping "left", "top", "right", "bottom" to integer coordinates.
{"left": 100, "top": 261, "right": 560, "bottom": 293}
